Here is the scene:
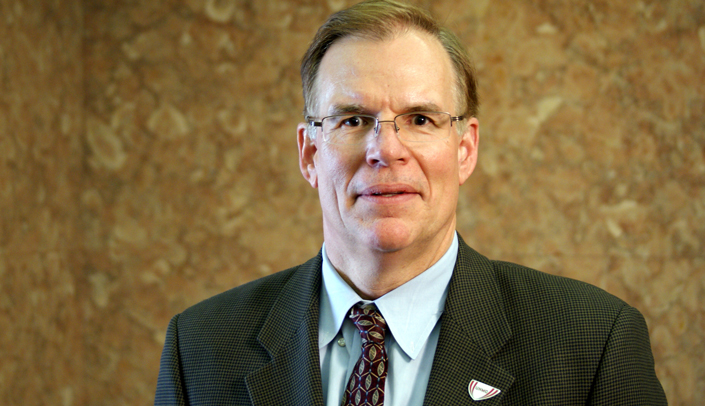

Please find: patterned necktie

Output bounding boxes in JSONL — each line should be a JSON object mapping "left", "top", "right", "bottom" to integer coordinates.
{"left": 343, "top": 303, "right": 389, "bottom": 406}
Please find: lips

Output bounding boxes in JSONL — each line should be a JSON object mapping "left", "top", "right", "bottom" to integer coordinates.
{"left": 357, "top": 184, "right": 419, "bottom": 200}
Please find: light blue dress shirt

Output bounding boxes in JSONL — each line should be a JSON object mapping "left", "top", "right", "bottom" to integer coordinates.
{"left": 318, "top": 234, "right": 458, "bottom": 406}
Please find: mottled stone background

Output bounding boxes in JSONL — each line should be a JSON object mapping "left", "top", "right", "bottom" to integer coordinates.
{"left": 1, "top": 0, "right": 703, "bottom": 404}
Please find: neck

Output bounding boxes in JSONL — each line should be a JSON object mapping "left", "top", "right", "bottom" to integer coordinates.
{"left": 325, "top": 226, "right": 456, "bottom": 300}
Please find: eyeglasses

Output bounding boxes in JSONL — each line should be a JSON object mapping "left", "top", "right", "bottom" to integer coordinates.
{"left": 306, "top": 111, "right": 465, "bottom": 145}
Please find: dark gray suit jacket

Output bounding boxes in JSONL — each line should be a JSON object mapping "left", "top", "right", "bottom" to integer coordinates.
{"left": 155, "top": 237, "right": 667, "bottom": 405}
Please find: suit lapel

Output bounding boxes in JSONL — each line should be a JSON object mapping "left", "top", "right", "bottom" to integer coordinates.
{"left": 424, "top": 238, "right": 515, "bottom": 405}
{"left": 245, "top": 254, "right": 325, "bottom": 406}
{"left": 244, "top": 238, "right": 514, "bottom": 405}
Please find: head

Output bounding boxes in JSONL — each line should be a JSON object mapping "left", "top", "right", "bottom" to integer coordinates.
{"left": 297, "top": 0, "right": 480, "bottom": 270}
{"left": 301, "top": 0, "right": 479, "bottom": 134}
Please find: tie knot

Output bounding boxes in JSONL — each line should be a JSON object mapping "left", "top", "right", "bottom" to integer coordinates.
{"left": 349, "top": 303, "right": 387, "bottom": 345}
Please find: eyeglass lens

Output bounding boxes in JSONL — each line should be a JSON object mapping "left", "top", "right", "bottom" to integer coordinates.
{"left": 321, "top": 112, "right": 453, "bottom": 145}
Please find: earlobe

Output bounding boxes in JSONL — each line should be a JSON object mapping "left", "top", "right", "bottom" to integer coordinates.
{"left": 297, "top": 123, "right": 318, "bottom": 188}
{"left": 458, "top": 117, "right": 479, "bottom": 185}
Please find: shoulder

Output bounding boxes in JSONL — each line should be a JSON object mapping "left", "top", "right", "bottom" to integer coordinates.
{"left": 180, "top": 266, "right": 295, "bottom": 322}
{"left": 174, "top": 253, "right": 322, "bottom": 335}
{"left": 482, "top": 256, "right": 637, "bottom": 346}
{"left": 491, "top": 259, "right": 626, "bottom": 315}
{"left": 455, "top": 238, "right": 632, "bottom": 334}
{"left": 456, "top": 238, "right": 627, "bottom": 315}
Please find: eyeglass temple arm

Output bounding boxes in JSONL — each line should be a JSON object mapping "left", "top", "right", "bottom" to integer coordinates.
{"left": 450, "top": 116, "right": 465, "bottom": 126}
{"left": 306, "top": 117, "right": 323, "bottom": 127}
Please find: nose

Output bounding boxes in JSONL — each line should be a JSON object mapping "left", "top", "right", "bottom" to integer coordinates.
{"left": 365, "top": 119, "right": 409, "bottom": 167}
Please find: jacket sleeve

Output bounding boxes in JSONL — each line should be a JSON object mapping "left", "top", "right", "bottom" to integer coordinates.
{"left": 587, "top": 304, "right": 668, "bottom": 405}
{"left": 155, "top": 314, "right": 188, "bottom": 406}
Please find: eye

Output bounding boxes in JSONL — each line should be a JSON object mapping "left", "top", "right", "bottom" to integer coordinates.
{"left": 341, "top": 116, "right": 367, "bottom": 127}
{"left": 410, "top": 114, "right": 433, "bottom": 126}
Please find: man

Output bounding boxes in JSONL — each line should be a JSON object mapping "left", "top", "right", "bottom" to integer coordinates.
{"left": 155, "top": 1, "right": 667, "bottom": 405}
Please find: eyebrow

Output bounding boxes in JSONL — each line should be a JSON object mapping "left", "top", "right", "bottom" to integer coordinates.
{"left": 327, "top": 102, "right": 447, "bottom": 116}
{"left": 404, "top": 103, "right": 446, "bottom": 113}
{"left": 327, "top": 104, "right": 370, "bottom": 116}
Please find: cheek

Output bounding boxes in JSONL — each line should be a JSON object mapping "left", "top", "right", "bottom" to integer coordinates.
{"left": 418, "top": 148, "right": 459, "bottom": 184}
{"left": 316, "top": 149, "right": 358, "bottom": 192}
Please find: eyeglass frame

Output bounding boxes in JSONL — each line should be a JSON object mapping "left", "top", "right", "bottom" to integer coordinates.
{"left": 305, "top": 111, "right": 466, "bottom": 144}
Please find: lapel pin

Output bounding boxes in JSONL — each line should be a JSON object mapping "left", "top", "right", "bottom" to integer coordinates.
{"left": 468, "top": 379, "right": 501, "bottom": 401}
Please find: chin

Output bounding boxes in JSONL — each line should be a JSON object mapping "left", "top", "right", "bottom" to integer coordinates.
{"left": 363, "top": 219, "right": 417, "bottom": 253}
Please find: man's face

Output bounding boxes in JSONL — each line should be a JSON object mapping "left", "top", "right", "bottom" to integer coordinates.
{"left": 298, "top": 30, "right": 479, "bottom": 257}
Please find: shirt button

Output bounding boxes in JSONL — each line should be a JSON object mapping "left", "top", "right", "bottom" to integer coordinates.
{"left": 337, "top": 337, "right": 346, "bottom": 347}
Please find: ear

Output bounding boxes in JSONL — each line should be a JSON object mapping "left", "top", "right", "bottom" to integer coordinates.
{"left": 457, "top": 117, "right": 479, "bottom": 185}
{"left": 297, "top": 122, "right": 318, "bottom": 188}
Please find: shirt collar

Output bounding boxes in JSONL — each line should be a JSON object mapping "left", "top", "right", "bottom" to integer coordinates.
{"left": 318, "top": 233, "right": 458, "bottom": 359}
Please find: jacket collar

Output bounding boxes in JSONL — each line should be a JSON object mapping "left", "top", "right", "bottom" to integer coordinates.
{"left": 245, "top": 253, "right": 325, "bottom": 406}
{"left": 245, "top": 237, "right": 515, "bottom": 406}
{"left": 423, "top": 237, "right": 515, "bottom": 405}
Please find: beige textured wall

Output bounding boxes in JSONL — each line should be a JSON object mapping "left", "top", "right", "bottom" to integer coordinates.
{"left": 1, "top": 0, "right": 86, "bottom": 404}
{"left": 1, "top": 0, "right": 703, "bottom": 405}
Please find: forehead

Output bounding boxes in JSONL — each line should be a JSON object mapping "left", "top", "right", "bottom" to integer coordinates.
{"left": 314, "top": 30, "right": 456, "bottom": 115}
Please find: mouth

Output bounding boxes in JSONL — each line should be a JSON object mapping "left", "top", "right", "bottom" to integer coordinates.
{"left": 357, "top": 184, "right": 418, "bottom": 201}
{"left": 369, "top": 191, "right": 406, "bottom": 197}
